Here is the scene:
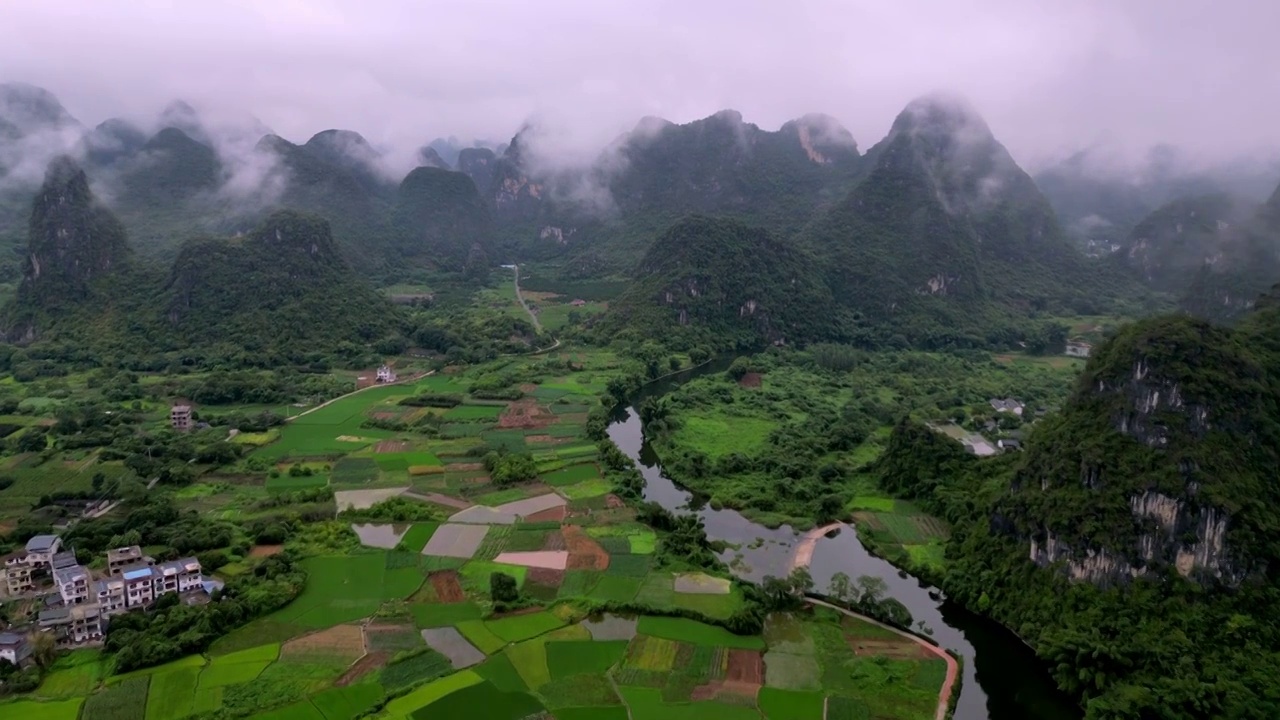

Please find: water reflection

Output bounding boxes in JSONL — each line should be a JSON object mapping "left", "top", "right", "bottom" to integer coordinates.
{"left": 608, "top": 382, "right": 1079, "bottom": 720}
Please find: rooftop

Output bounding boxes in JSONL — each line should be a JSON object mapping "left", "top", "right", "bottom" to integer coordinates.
{"left": 107, "top": 546, "right": 144, "bottom": 562}
{"left": 0, "top": 631, "right": 26, "bottom": 646}
{"left": 121, "top": 564, "right": 157, "bottom": 581}
{"left": 53, "top": 565, "right": 89, "bottom": 585}
{"left": 40, "top": 603, "right": 102, "bottom": 623}
{"left": 51, "top": 550, "right": 79, "bottom": 570}
{"left": 25, "top": 534, "right": 60, "bottom": 553}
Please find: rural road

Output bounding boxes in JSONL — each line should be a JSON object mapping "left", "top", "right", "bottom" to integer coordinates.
{"left": 805, "top": 597, "right": 959, "bottom": 720}
{"left": 285, "top": 370, "right": 428, "bottom": 423}
{"left": 511, "top": 264, "right": 543, "bottom": 333}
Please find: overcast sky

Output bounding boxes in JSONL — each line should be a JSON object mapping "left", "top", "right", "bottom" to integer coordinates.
{"left": 1, "top": 0, "right": 1277, "bottom": 168}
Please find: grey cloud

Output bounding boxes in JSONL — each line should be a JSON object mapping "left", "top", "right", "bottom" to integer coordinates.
{"left": 0, "top": 0, "right": 1277, "bottom": 178}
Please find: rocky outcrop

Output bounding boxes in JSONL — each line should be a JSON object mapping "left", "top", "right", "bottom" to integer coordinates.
{"left": 1004, "top": 311, "right": 1279, "bottom": 589}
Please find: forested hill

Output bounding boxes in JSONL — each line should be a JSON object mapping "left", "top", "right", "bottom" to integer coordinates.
{"left": 165, "top": 210, "right": 399, "bottom": 347}
{"left": 796, "top": 94, "right": 1149, "bottom": 346}
{"left": 1176, "top": 179, "right": 1280, "bottom": 322}
{"left": 596, "top": 215, "right": 835, "bottom": 348}
{"left": 895, "top": 284, "right": 1280, "bottom": 717}
{"left": 1121, "top": 193, "right": 1254, "bottom": 294}
{"left": 0, "top": 157, "right": 401, "bottom": 358}
{"left": 483, "top": 110, "right": 866, "bottom": 271}
{"left": 2, "top": 156, "right": 131, "bottom": 341}
{"left": 391, "top": 166, "right": 493, "bottom": 276}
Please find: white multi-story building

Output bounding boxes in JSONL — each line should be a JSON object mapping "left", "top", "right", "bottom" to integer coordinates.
{"left": 121, "top": 564, "right": 157, "bottom": 607}
{"left": 155, "top": 557, "right": 204, "bottom": 594}
{"left": 94, "top": 576, "right": 127, "bottom": 616}
{"left": 118, "top": 557, "right": 203, "bottom": 609}
{"left": 54, "top": 565, "right": 91, "bottom": 606}
{"left": 39, "top": 603, "right": 104, "bottom": 646}
{"left": 106, "top": 546, "right": 150, "bottom": 577}
{"left": 24, "top": 535, "right": 61, "bottom": 566}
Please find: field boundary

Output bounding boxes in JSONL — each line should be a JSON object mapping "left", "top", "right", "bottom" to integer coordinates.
{"left": 804, "top": 597, "right": 958, "bottom": 720}
{"left": 284, "top": 371, "right": 429, "bottom": 424}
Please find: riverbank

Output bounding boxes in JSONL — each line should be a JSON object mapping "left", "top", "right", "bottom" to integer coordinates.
{"left": 610, "top": 358, "right": 1082, "bottom": 719}
{"left": 806, "top": 597, "right": 959, "bottom": 720}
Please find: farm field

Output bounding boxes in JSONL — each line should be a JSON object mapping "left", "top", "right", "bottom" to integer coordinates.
{"left": 0, "top": 345, "right": 956, "bottom": 720}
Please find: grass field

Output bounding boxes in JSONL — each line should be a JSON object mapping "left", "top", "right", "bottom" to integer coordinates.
{"left": 408, "top": 679, "right": 544, "bottom": 720}
{"left": 410, "top": 600, "right": 484, "bottom": 627}
{"left": 474, "top": 654, "right": 528, "bottom": 693}
{"left": 546, "top": 640, "right": 628, "bottom": 678}
{"left": 309, "top": 684, "right": 383, "bottom": 720}
{"left": 457, "top": 620, "right": 508, "bottom": 654}
{"left": 381, "top": 669, "right": 483, "bottom": 718}
{"left": 145, "top": 667, "right": 200, "bottom": 720}
{"left": 541, "top": 463, "right": 600, "bottom": 487}
{"left": 398, "top": 522, "right": 439, "bottom": 553}
{"left": 266, "top": 554, "right": 422, "bottom": 628}
{"left": 0, "top": 698, "right": 85, "bottom": 720}
{"left": 758, "top": 688, "right": 825, "bottom": 719}
{"left": 81, "top": 676, "right": 149, "bottom": 720}
{"left": 636, "top": 617, "right": 766, "bottom": 650}
{"left": 668, "top": 412, "right": 776, "bottom": 460}
{"left": 507, "top": 638, "right": 552, "bottom": 689}
{"left": 486, "top": 611, "right": 565, "bottom": 644}
{"left": 198, "top": 643, "right": 279, "bottom": 688}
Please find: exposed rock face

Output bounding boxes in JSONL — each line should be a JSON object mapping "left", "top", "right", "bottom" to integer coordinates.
{"left": 1003, "top": 311, "right": 1280, "bottom": 587}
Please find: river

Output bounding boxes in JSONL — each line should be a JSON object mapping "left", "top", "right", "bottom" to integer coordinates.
{"left": 606, "top": 361, "right": 1080, "bottom": 720}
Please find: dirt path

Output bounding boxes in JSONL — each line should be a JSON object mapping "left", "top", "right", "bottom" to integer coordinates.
{"left": 402, "top": 491, "right": 471, "bottom": 510}
{"left": 285, "top": 370, "right": 429, "bottom": 423}
{"left": 805, "top": 597, "right": 958, "bottom": 720}
{"left": 790, "top": 522, "right": 842, "bottom": 571}
{"left": 511, "top": 265, "right": 543, "bottom": 333}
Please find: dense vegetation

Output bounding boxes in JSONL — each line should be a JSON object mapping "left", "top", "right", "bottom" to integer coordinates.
{"left": 863, "top": 288, "right": 1280, "bottom": 718}
{"left": 645, "top": 346, "right": 1081, "bottom": 527}
{"left": 599, "top": 215, "right": 836, "bottom": 349}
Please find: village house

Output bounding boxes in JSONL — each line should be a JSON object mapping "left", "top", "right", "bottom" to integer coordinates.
{"left": 989, "top": 398, "right": 1024, "bottom": 416}
{"left": 0, "top": 631, "right": 32, "bottom": 666}
{"left": 51, "top": 550, "right": 78, "bottom": 571}
{"left": 121, "top": 564, "right": 158, "bottom": 607}
{"left": 375, "top": 365, "right": 397, "bottom": 383}
{"left": 118, "top": 557, "right": 204, "bottom": 609}
{"left": 155, "top": 557, "right": 204, "bottom": 595}
{"left": 3, "top": 554, "right": 34, "bottom": 596}
{"left": 94, "top": 576, "right": 127, "bottom": 616}
{"left": 38, "top": 603, "right": 104, "bottom": 647}
{"left": 107, "top": 546, "right": 150, "bottom": 577}
{"left": 998, "top": 438, "right": 1023, "bottom": 452}
{"left": 1065, "top": 340, "right": 1093, "bottom": 358}
{"left": 24, "top": 535, "right": 62, "bottom": 567}
{"left": 170, "top": 404, "right": 193, "bottom": 431}
{"left": 569, "top": 298, "right": 586, "bottom": 307}
{"left": 53, "top": 564, "right": 91, "bottom": 606}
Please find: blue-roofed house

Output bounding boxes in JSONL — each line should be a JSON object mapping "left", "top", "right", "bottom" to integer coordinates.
{"left": 25, "top": 535, "right": 62, "bottom": 566}
{"left": 121, "top": 564, "right": 157, "bottom": 608}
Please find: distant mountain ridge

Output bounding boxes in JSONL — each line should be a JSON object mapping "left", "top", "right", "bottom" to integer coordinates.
{"left": 1, "top": 156, "right": 399, "bottom": 353}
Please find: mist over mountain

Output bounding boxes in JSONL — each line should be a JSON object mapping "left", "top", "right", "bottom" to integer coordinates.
{"left": 1035, "top": 144, "right": 1280, "bottom": 256}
